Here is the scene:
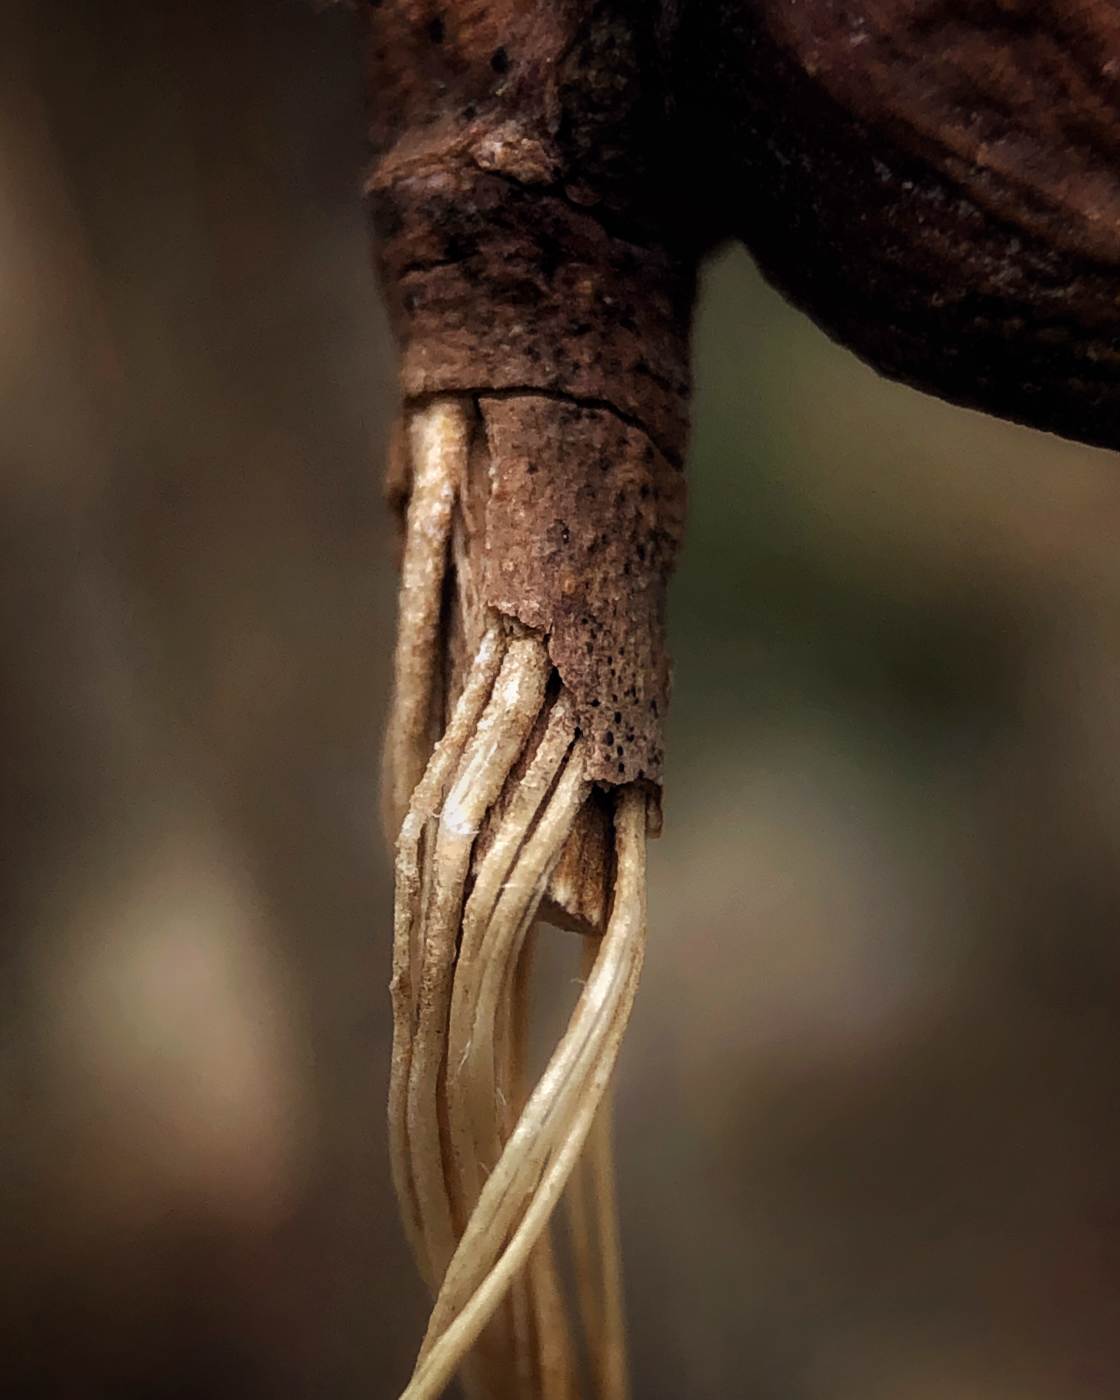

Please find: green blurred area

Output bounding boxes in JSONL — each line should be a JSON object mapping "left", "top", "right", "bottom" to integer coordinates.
{"left": 5, "top": 3, "right": 1120, "bottom": 1397}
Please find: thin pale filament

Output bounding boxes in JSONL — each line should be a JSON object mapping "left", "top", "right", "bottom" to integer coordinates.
{"left": 389, "top": 623, "right": 505, "bottom": 1282}
{"left": 446, "top": 693, "right": 579, "bottom": 1214}
{"left": 385, "top": 400, "right": 471, "bottom": 836}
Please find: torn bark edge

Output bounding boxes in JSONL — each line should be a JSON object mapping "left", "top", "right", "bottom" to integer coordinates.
{"left": 477, "top": 392, "right": 683, "bottom": 795}
{"left": 386, "top": 390, "right": 679, "bottom": 932}
{"left": 395, "top": 390, "right": 684, "bottom": 788}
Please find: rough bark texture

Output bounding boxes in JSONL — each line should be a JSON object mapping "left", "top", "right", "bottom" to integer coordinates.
{"left": 365, "top": 1, "right": 1120, "bottom": 785}
{"left": 374, "top": 170, "right": 692, "bottom": 461}
{"left": 670, "top": 0, "right": 1120, "bottom": 451}
{"left": 363, "top": 0, "right": 694, "bottom": 464}
{"left": 364, "top": 1, "right": 694, "bottom": 790}
{"left": 480, "top": 396, "right": 684, "bottom": 786}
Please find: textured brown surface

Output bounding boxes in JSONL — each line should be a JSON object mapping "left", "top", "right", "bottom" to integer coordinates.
{"left": 670, "top": 1, "right": 1120, "bottom": 450}
{"left": 480, "top": 395, "right": 685, "bottom": 786}
{"left": 364, "top": 2, "right": 694, "bottom": 792}
{"left": 768, "top": 0, "right": 1120, "bottom": 268}
{"left": 375, "top": 169, "right": 691, "bottom": 463}
{"left": 364, "top": 1, "right": 694, "bottom": 466}
{"left": 366, "top": 0, "right": 1120, "bottom": 794}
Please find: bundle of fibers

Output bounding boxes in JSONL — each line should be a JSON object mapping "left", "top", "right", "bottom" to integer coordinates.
{"left": 383, "top": 397, "right": 681, "bottom": 1399}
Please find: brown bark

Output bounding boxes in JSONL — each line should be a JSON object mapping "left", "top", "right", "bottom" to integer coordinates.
{"left": 364, "top": 2, "right": 694, "bottom": 794}
{"left": 479, "top": 396, "right": 683, "bottom": 787}
{"left": 670, "top": 0, "right": 1120, "bottom": 451}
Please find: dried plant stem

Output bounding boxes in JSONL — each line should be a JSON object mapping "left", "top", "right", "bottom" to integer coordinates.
{"left": 386, "top": 397, "right": 649, "bottom": 1398}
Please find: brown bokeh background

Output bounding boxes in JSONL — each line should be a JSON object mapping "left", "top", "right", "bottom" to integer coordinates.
{"left": 5, "top": 3, "right": 1120, "bottom": 1396}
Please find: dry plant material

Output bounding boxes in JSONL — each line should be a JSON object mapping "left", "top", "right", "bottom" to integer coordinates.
{"left": 362, "top": 3, "right": 1120, "bottom": 1396}
{"left": 366, "top": 6, "right": 690, "bottom": 1396}
{"left": 384, "top": 393, "right": 672, "bottom": 1399}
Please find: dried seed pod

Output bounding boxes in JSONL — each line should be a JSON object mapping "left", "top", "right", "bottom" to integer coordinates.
{"left": 364, "top": 4, "right": 1120, "bottom": 1397}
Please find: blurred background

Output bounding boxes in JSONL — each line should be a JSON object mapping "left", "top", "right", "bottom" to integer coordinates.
{"left": 5, "top": 2, "right": 1120, "bottom": 1396}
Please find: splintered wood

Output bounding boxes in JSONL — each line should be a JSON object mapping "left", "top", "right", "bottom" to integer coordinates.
{"left": 383, "top": 397, "right": 671, "bottom": 1398}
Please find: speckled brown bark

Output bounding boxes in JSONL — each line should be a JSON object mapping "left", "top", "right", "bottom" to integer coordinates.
{"left": 479, "top": 395, "right": 684, "bottom": 786}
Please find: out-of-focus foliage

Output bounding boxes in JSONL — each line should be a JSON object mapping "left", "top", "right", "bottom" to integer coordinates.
{"left": 5, "top": 2, "right": 1120, "bottom": 1397}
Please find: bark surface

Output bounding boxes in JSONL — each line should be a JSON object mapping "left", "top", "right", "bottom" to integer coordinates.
{"left": 364, "top": 2, "right": 694, "bottom": 788}
{"left": 670, "top": 0, "right": 1120, "bottom": 450}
